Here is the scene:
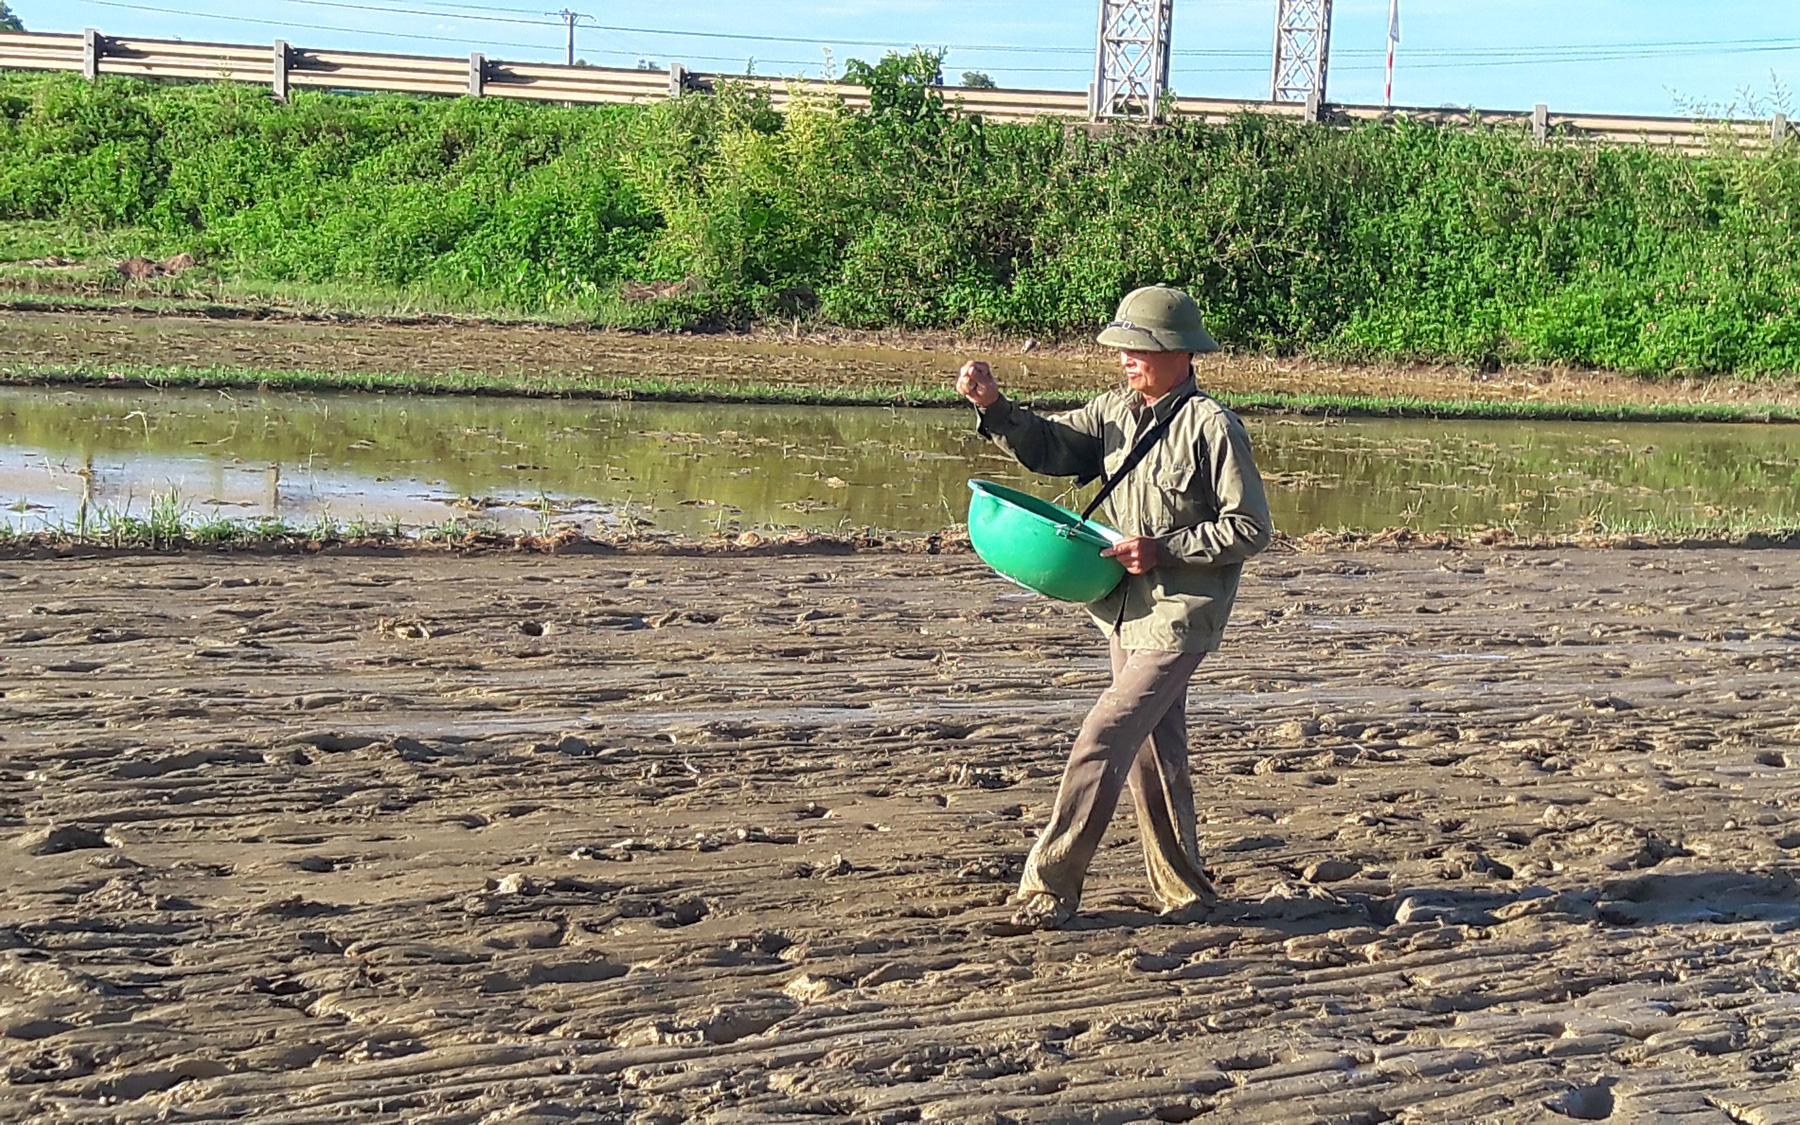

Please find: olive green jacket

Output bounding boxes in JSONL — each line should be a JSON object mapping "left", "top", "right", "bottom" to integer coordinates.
{"left": 976, "top": 377, "right": 1273, "bottom": 653}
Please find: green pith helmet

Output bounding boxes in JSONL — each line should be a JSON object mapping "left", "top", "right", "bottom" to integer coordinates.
{"left": 1095, "top": 286, "right": 1219, "bottom": 354}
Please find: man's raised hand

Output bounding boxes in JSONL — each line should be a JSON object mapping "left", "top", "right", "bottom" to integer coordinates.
{"left": 956, "top": 360, "right": 1001, "bottom": 409}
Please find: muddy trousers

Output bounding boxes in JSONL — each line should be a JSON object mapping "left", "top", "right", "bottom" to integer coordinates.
{"left": 1016, "top": 639, "right": 1213, "bottom": 914}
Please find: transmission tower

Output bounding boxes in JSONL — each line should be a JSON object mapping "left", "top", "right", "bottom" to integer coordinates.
{"left": 1270, "top": 0, "right": 1332, "bottom": 108}
{"left": 1089, "top": 0, "right": 1174, "bottom": 121}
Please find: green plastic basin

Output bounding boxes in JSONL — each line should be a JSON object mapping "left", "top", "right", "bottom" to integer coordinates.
{"left": 966, "top": 479, "right": 1126, "bottom": 602}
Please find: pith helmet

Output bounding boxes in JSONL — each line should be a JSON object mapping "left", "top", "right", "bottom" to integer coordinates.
{"left": 1096, "top": 286, "right": 1219, "bottom": 354}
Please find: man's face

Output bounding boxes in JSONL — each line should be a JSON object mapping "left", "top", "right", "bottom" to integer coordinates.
{"left": 1118, "top": 349, "right": 1193, "bottom": 399}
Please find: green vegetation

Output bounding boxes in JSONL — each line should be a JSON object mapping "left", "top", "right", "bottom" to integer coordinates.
{"left": 0, "top": 4, "right": 23, "bottom": 33}
{"left": 10, "top": 362, "right": 1800, "bottom": 421}
{"left": 0, "top": 488, "right": 407, "bottom": 550}
{"left": 5, "top": 56, "right": 1800, "bottom": 376}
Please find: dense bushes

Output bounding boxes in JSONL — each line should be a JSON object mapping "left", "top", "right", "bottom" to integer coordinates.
{"left": 4, "top": 60, "right": 1800, "bottom": 375}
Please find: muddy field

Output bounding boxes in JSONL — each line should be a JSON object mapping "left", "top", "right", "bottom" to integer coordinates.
{"left": 9, "top": 307, "right": 1800, "bottom": 410}
{"left": 3, "top": 546, "right": 1800, "bottom": 1124}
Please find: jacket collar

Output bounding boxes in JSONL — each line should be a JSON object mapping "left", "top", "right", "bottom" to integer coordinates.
{"left": 1137, "top": 373, "right": 1199, "bottom": 422}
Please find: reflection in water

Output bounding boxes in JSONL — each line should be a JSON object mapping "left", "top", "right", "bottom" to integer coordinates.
{"left": 1, "top": 387, "right": 1796, "bottom": 536}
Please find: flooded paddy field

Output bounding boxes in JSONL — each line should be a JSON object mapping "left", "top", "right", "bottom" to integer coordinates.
{"left": 3, "top": 547, "right": 1800, "bottom": 1122}
{"left": 3, "top": 386, "right": 1799, "bottom": 538}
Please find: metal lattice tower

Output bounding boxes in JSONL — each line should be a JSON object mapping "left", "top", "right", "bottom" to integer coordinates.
{"left": 1271, "top": 0, "right": 1333, "bottom": 107}
{"left": 1089, "top": 0, "right": 1174, "bottom": 121}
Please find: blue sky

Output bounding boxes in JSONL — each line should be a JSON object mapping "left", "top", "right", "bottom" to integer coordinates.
{"left": 15, "top": 0, "right": 1800, "bottom": 116}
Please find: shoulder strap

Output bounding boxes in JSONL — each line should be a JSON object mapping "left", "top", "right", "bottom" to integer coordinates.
{"left": 1080, "top": 392, "right": 1194, "bottom": 523}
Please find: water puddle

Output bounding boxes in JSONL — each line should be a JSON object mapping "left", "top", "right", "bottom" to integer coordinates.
{"left": 1, "top": 386, "right": 1797, "bottom": 536}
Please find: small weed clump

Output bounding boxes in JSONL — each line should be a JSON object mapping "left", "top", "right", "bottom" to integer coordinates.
{"left": 3, "top": 490, "right": 412, "bottom": 549}
{"left": 6, "top": 58, "right": 1800, "bottom": 375}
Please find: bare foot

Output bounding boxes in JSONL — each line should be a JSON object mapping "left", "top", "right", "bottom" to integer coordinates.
{"left": 1008, "top": 892, "right": 1074, "bottom": 930}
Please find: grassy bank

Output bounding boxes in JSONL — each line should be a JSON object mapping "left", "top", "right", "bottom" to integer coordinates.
{"left": 9, "top": 362, "right": 1800, "bottom": 422}
{"left": 5, "top": 58, "right": 1800, "bottom": 377}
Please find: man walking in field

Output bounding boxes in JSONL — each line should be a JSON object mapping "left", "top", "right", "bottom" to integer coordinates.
{"left": 957, "top": 286, "right": 1273, "bottom": 930}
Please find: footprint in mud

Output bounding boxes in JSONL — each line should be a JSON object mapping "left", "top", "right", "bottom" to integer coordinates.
{"left": 479, "top": 959, "right": 628, "bottom": 993}
{"left": 1546, "top": 1079, "right": 1616, "bottom": 1119}
{"left": 1594, "top": 869, "right": 1800, "bottom": 926}
{"left": 5, "top": 1048, "right": 95, "bottom": 1085}
{"left": 652, "top": 897, "right": 710, "bottom": 928}
{"left": 29, "top": 602, "right": 92, "bottom": 617}
{"left": 1215, "top": 1051, "right": 1276, "bottom": 1073}
{"left": 252, "top": 894, "right": 344, "bottom": 919}
{"left": 16, "top": 825, "right": 112, "bottom": 856}
{"left": 619, "top": 994, "right": 799, "bottom": 1047}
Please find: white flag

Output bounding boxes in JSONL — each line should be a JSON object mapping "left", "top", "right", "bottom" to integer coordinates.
{"left": 1388, "top": 0, "right": 1401, "bottom": 45}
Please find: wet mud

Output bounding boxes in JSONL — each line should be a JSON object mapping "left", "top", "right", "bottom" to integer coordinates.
{"left": 3, "top": 548, "right": 1800, "bottom": 1123}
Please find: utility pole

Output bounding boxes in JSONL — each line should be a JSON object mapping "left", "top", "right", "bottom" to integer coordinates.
{"left": 1089, "top": 0, "right": 1174, "bottom": 121}
{"left": 1271, "top": 0, "right": 1332, "bottom": 111}
{"left": 1384, "top": 0, "right": 1399, "bottom": 108}
{"left": 548, "top": 8, "right": 590, "bottom": 66}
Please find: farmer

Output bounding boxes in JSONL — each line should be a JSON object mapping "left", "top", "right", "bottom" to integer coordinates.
{"left": 956, "top": 285, "right": 1273, "bottom": 930}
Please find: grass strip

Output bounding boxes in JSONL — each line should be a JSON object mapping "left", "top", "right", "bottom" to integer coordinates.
{"left": 7, "top": 363, "right": 1800, "bottom": 424}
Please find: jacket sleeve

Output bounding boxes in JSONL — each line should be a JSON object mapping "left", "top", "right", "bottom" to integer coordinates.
{"left": 974, "top": 394, "right": 1107, "bottom": 482}
{"left": 1158, "top": 410, "right": 1273, "bottom": 566}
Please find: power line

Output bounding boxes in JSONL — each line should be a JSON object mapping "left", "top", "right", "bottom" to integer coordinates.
{"left": 1331, "top": 42, "right": 1800, "bottom": 72}
{"left": 60, "top": 0, "right": 1800, "bottom": 81}
{"left": 70, "top": 0, "right": 1107, "bottom": 72}
{"left": 266, "top": 0, "right": 1096, "bottom": 54}
{"left": 79, "top": 0, "right": 556, "bottom": 51}
{"left": 72, "top": 0, "right": 802, "bottom": 64}
{"left": 262, "top": 0, "right": 1800, "bottom": 62}
{"left": 81, "top": 0, "right": 1103, "bottom": 65}
{"left": 1340, "top": 35, "right": 1800, "bottom": 60}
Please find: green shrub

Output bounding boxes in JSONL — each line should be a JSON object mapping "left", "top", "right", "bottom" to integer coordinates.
{"left": 4, "top": 63, "right": 1800, "bottom": 375}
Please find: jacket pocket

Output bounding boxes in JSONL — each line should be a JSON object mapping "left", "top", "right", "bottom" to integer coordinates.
{"left": 1149, "top": 584, "right": 1226, "bottom": 644}
{"left": 1151, "top": 457, "right": 1209, "bottom": 534}
{"left": 1153, "top": 453, "right": 1195, "bottom": 491}
{"left": 1163, "top": 566, "right": 1239, "bottom": 621}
